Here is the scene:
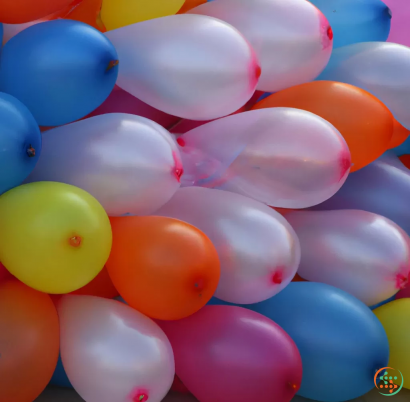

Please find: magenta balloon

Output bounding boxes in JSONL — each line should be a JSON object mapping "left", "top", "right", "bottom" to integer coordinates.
{"left": 178, "top": 108, "right": 351, "bottom": 209}
{"left": 87, "top": 86, "right": 180, "bottom": 129}
{"left": 384, "top": 0, "right": 410, "bottom": 47}
{"left": 189, "top": 0, "right": 332, "bottom": 92}
{"left": 286, "top": 209, "right": 410, "bottom": 306}
{"left": 158, "top": 305, "right": 302, "bottom": 402}
{"left": 59, "top": 295, "right": 175, "bottom": 402}
{"left": 105, "top": 14, "right": 260, "bottom": 121}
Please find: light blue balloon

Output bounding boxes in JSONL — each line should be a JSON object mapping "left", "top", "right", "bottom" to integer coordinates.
{"left": 247, "top": 282, "right": 389, "bottom": 402}
{"left": 0, "top": 20, "right": 118, "bottom": 127}
{"left": 309, "top": 0, "right": 391, "bottom": 48}
{"left": 49, "top": 355, "right": 73, "bottom": 388}
{"left": 0, "top": 92, "right": 41, "bottom": 194}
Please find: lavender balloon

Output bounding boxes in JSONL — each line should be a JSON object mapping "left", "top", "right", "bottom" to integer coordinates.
{"left": 189, "top": 0, "right": 333, "bottom": 92}
{"left": 178, "top": 108, "right": 351, "bottom": 209}
{"left": 318, "top": 42, "right": 410, "bottom": 129}
{"left": 156, "top": 187, "right": 300, "bottom": 304}
{"left": 158, "top": 305, "right": 302, "bottom": 402}
{"left": 105, "top": 14, "right": 260, "bottom": 121}
{"left": 286, "top": 210, "right": 410, "bottom": 305}
{"left": 58, "top": 295, "right": 175, "bottom": 402}
{"left": 25, "top": 114, "right": 183, "bottom": 216}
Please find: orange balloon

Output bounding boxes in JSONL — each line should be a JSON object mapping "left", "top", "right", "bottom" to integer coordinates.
{"left": 106, "top": 216, "right": 221, "bottom": 320}
{"left": 252, "top": 81, "right": 397, "bottom": 172}
{"left": 0, "top": 0, "right": 78, "bottom": 24}
{"left": 0, "top": 280, "right": 59, "bottom": 402}
{"left": 177, "top": 0, "right": 207, "bottom": 14}
{"left": 388, "top": 119, "right": 410, "bottom": 149}
{"left": 70, "top": 266, "right": 118, "bottom": 298}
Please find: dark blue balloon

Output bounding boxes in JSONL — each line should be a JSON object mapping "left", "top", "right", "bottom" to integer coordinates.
{"left": 247, "top": 282, "right": 389, "bottom": 402}
{"left": 0, "top": 23, "right": 3, "bottom": 47}
{"left": 0, "top": 20, "right": 118, "bottom": 127}
{"left": 49, "top": 355, "right": 73, "bottom": 388}
{"left": 0, "top": 92, "right": 41, "bottom": 194}
{"left": 309, "top": 0, "right": 391, "bottom": 48}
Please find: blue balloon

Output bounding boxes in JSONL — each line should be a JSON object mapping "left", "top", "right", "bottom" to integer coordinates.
{"left": 0, "top": 23, "right": 3, "bottom": 47}
{"left": 309, "top": 0, "right": 391, "bottom": 48}
{"left": 0, "top": 92, "right": 41, "bottom": 194}
{"left": 247, "top": 282, "right": 389, "bottom": 402}
{"left": 49, "top": 355, "right": 73, "bottom": 388}
{"left": 0, "top": 20, "right": 118, "bottom": 127}
{"left": 370, "top": 294, "right": 396, "bottom": 310}
{"left": 393, "top": 135, "right": 410, "bottom": 156}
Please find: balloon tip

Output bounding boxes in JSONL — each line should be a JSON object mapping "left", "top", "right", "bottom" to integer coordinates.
{"left": 272, "top": 270, "right": 283, "bottom": 285}
{"left": 133, "top": 393, "right": 148, "bottom": 402}
{"left": 172, "top": 151, "right": 184, "bottom": 182}
{"left": 26, "top": 145, "right": 36, "bottom": 158}
{"left": 395, "top": 272, "right": 409, "bottom": 290}
{"left": 255, "top": 65, "right": 262, "bottom": 79}
{"left": 106, "top": 60, "right": 119, "bottom": 72}
{"left": 69, "top": 236, "right": 82, "bottom": 248}
{"left": 327, "top": 26, "right": 333, "bottom": 41}
{"left": 176, "top": 137, "right": 186, "bottom": 147}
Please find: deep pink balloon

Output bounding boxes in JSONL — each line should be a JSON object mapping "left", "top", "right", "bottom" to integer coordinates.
{"left": 396, "top": 286, "right": 410, "bottom": 300}
{"left": 384, "top": 0, "right": 410, "bottom": 47}
{"left": 87, "top": 86, "right": 180, "bottom": 129}
{"left": 158, "top": 305, "right": 302, "bottom": 402}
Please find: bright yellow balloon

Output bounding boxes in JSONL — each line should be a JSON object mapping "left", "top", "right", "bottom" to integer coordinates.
{"left": 101, "top": 0, "right": 186, "bottom": 30}
{"left": 0, "top": 182, "right": 112, "bottom": 294}
{"left": 374, "top": 299, "right": 410, "bottom": 390}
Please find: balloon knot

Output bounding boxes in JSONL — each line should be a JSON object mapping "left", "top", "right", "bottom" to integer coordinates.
{"left": 133, "top": 393, "right": 148, "bottom": 402}
{"left": 69, "top": 236, "right": 82, "bottom": 248}
{"left": 27, "top": 145, "right": 36, "bottom": 157}
{"left": 272, "top": 270, "right": 283, "bottom": 285}
{"left": 177, "top": 138, "right": 186, "bottom": 147}
{"left": 289, "top": 382, "right": 298, "bottom": 390}
{"left": 106, "top": 60, "right": 119, "bottom": 72}
{"left": 327, "top": 26, "right": 333, "bottom": 40}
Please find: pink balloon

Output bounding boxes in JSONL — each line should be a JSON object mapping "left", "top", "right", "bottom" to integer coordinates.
{"left": 396, "top": 286, "right": 410, "bottom": 300}
{"left": 158, "top": 305, "right": 302, "bottom": 402}
{"left": 384, "top": 0, "right": 410, "bottom": 47}
{"left": 87, "top": 86, "right": 180, "bottom": 129}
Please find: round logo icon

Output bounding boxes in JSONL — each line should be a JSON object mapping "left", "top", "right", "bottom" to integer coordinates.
{"left": 374, "top": 367, "right": 404, "bottom": 396}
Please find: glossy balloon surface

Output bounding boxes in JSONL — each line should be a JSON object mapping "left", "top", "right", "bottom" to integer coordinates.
{"left": 0, "top": 182, "right": 112, "bottom": 294}
{"left": 384, "top": 0, "right": 410, "bottom": 47}
{"left": 0, "top": 0, "right": 74, "bottom": 23}
{"left": 248, "top": 282, "right": 389, "bottom": 402}
{"left": 253, "top": 81, "right": 399, "bottom": 172}
{"left": 101, "top": 0, "right": 185, "bottom": 30}
{"left": 374, "top": 299, "right": 410, "bottom": 390}
{"left": 107, "top": 216, "right": 221, "bottom": 320}
{"left": 309, "top": 0, "right": 391, "bottom": 48}
{"left": 0, "top": 281, "right": 60, "bottom": 402}
{"left": 0, "top": 92, "right": 41, "bottom": 194}
{"left": 158, "top": 305, "right": 303, "bottom": 402}
{"left": 156, "top": 187, "right": 300, "bottom": 304}
{"left": 286, "top": 210, "right": 410, "bottom": 305}
{"left": 105, "top": 14, "right": 260, "bottom": 120}
{"left": 178, "top": 108, "right": 350, "bottom": 208}
{"left": 312, "top": 153, "right": 410, "bottom": 236}
{"left": 318, "top": 42, "right": 410, "bottom": 130}
{"left": 0, "top": 20, "right": 118, "bottom": 126}
{"left": 59, "top": 295, "right": 175, "bottom": 402}
{"left": 189, "top": 0, "right": 332, "bottom": 92}
{"left": 25, "top": 114, "right": 183, "bottom": 216}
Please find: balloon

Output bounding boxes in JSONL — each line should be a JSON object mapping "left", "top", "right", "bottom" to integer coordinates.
{"left": 177, "top": 108, "right": 351, "bottom": 209}
{"left": 105, "top": 14, "right": 260, "bottom": 121}
{"left": 0, "top": 20, "right": 118, "bottom": 127}
{"left": 2, "top": 20, "right": 45, "bottom": 44}
{"left": 25, "top": 114, "right": 183, "bottom": 216}
{"left": 308, "top": 0, "right": 391, "bottom": 48}
{"left": 178, "top": 0, "right": 207, "bottom": 14}
{"left": 156, "top": 187, "right": 300, "bottom": 304}
{"left": 318, "top": 42, "right": 410, "bottom": 130}
{"left": 0, "top": 281, "right": 60, "bottom": 402}
{"left": 252, "top": 81, "right": 403, "bottom": 172}
{"left": 311, "top": 153, "right": 410, "bottom": 235}
{"left": 374, "top": 299, "right": 410, "bottom": 390}
{"left": 384, "top": 0, "right": 410, "bottom": 47}
{"left": 50, "top": 355, "right": 73, "bottom": 389}
{"left": 107, "top": 216, "right": 220, "bottom": 320}
{"left": 0, "top": 262, "right": 13, "bottom": 282}
{"left": 286, "top": 210, "right": 410, "bottom": 305}
{"left": 248, "top": 282, "right": 389, "bottom": 402}
{"left": 399, "top": 154, "right": 410, "bottom": 169}
{"left": 59, "top": 295, "right": 175, "bottom": 402}
{"left": 370, "top": 294, "right": 396, "bottom": 310}
{"left": 0, "top": 92, "right": 41, "bottom": 194}
{"left": 101, "top": 0, "right": 185, "bottom": 30}
{"left": 0, "top": 182, "right": 112, "bottom": 294}
{"left": 189, "top": 0, "right": 332, "bottom": 92}
{"left": 396, "top": 286, "right": 410, "bottom": 300}
{"left": 0, "top": 0, "right": 76, "bottom": 24}
{"left": 158, "top": 305, "right": 302, "bottom": 402}
{"left": 0, "top": 23, "right": 3, "bottom": 44}
{"left": 86, "top": 86, "right": 179, "bottom": 129}
{"left": 389, "top": 119, "right": 410, "bottom": 149}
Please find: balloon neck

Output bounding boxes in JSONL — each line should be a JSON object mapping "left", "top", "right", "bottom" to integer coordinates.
{"left": 69, "top": 236, "right": 82, "bottom": 248}
{"left": 106, "top": 60, "right": 119, "bottom": 72}
{"left": 385, "top": 7, "right": 392, "bottom": 19}
{"left": 26, "top": 145, "right": 36, "bottom": 158}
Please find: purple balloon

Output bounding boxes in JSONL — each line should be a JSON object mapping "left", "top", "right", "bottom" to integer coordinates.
{"left": 158, "top": 305, "right": 302, "bottom": 402}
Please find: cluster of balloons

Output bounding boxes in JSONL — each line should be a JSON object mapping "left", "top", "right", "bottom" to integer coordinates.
{"left": 1, "top": 1, "right": 410, "bottom": 402}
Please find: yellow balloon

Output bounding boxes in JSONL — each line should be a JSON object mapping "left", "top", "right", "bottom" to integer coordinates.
{"left": 374, "top": 299, "right": 410, "bottom": 390}
{"left": 101, "top": 0, "right": 186, "bottom": 30}
{"left": 0, "top": 182, "right": 112, "bottom": 294}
